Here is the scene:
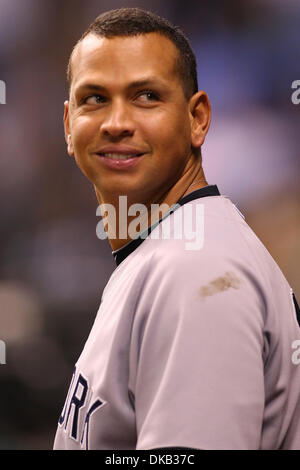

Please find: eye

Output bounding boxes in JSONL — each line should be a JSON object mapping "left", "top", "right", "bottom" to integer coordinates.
{"left": 83, "top": 94, "right": 106, "bottom": 105}
{"left": 136, "top": 91, "right": 159, "bottom": 102}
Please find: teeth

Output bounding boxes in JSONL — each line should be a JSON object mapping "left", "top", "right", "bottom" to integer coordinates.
{"left": 102, "top": 153, "right": 138, "bottom": 160}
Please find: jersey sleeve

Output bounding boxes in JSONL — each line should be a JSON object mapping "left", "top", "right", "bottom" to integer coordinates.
{"left": 129, "top": 248, "right": 266, "bottom": 450}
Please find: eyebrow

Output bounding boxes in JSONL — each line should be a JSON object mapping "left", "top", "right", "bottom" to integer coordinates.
{"left": 74, "top": 77, "right": 169, "bottom": 95}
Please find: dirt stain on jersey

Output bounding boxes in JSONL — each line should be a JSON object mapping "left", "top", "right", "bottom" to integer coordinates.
{"left": 200, "top": 271, "right": 241, "bottom": 298}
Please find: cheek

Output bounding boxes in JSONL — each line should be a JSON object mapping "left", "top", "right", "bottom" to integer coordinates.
{"left": 71, "top": 117, "right": 97, "bottom": 152}
{"left": 143, "top": 110, "right": 191, "bottom": 150}
{"left": 159, "top": 118, "right": 192, "bottom": 179}
{"left": 153, "top": 115, "right": 191, "bottom": 163}
{"left": 69, "top": 117, "right": 100, "bottom": 180}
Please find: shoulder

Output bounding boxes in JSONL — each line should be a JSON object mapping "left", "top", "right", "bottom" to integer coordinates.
{"left": 143, "top": 196, "right": 250, "bottom": 279}
{"left": 124, "top": 193, "right": 290, "bottom": 320}
{"left": 144, "top": 194, "right": 285, "bottom": 288}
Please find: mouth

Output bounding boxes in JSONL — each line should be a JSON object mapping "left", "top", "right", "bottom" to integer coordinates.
{"left": 97, "top": 153, "right": 144, "bottom": 160}
{"left": 95, "top": 152, "right": 146, "bottom": 170}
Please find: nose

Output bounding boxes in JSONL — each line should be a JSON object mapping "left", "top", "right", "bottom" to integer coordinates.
{"left": 100, "top": 99, "right": 135, "bottom": 138}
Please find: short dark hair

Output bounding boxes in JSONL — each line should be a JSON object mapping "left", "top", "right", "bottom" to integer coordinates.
{"left": 67, "top": 8, "right": 198, "bottom": 100}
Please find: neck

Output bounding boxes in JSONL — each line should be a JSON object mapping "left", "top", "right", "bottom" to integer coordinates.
{"left": 95, "top": 154, "right": 208, "bottom": 251}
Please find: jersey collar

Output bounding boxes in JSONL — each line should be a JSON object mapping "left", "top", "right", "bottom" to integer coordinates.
{"left": 112, "top": 184, "right": 220, "bottom": 266}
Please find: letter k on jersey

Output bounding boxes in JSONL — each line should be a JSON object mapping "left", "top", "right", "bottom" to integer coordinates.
{"left": 58, "top": 367, "right": 104, "bottom": 449}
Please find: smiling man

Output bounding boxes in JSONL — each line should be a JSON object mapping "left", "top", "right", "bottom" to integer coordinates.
{"left": 54, "top": 8, "right": 300, "bottom": 450}
{"left": 64, "top": 15, "right": 210, "bottom": 247}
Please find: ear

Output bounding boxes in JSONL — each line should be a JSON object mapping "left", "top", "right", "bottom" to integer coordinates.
{"left": 189, "top": 91, "right": 211, "bottom": 149}
{"left": 63, "top": 100, "right": 74, "bottom": 157}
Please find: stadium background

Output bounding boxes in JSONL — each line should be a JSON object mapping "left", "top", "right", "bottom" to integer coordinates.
{"left": 0, "top": 0, "right": 299, "bottom": 449}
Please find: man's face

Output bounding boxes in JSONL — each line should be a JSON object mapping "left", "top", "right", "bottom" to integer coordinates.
{"left": 65, "top": 32, "right": 197, "bottom": 204}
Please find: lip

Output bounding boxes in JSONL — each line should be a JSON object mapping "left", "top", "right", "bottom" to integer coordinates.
{"left": 94, "top": 145, "right": 147, "bottom": 171}
{"left": 95, "top": 153, "right": 145, "bottom": 170}
{"left": 96, "top": 145, "right": 146, "bottom": 156}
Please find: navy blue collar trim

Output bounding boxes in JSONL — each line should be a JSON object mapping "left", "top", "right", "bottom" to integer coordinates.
{"left": 112, "top": 184, "right": 220, "bottom": 266}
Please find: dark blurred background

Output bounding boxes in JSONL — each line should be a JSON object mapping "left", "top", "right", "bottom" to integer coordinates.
{"left": 0, "top": 0, "right": 299, "bottom": 449}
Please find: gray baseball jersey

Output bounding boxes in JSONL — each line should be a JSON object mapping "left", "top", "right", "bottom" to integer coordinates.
{"left": 54, "top": 185, "right": 300, "bottom": 450}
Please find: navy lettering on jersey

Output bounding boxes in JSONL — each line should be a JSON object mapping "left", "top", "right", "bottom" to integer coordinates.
{"left": 293, "top": 293, "right": 300, "bottom": 327}
{"left": 57, "top": 368, "right": 104, "bottom": 447}
{"left": 65, "top": 373, "right": 88, "bottom": 439}
{"left": 58, "top": 367, "right": 76, "bottom": 426}
{"left": 80, "top": 399, "right": 103, "bottom": 450}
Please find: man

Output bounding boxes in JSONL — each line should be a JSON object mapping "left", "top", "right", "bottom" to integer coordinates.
{"left": 54, "top": 8, "right": 300, "bottom": 450}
